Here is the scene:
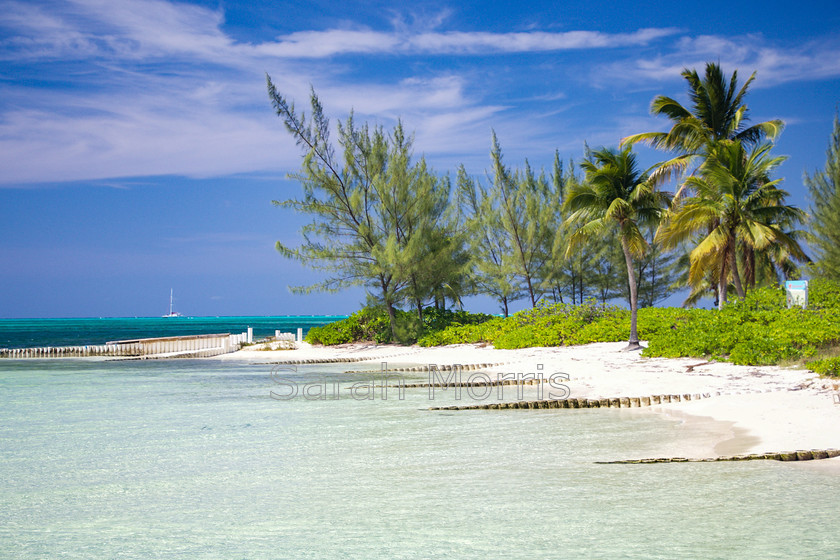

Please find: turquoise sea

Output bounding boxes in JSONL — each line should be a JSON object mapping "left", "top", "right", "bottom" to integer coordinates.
{"left": 1, "top": 318, "right": 840, "bottom": 558}
{"left": 0, "top": 316, "right": 345, "bottom": 348}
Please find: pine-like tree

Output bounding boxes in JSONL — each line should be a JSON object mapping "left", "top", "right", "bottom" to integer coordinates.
{"left": 488, "top": 134, "right": 556, "bottom": 307}
{"left": 457, "top": 165, "right": 524, "bottom": 316}
{"left": 806, "top": 113, "right": 840, "bottom": 280}
{"left": 268, "top": 78, "right": 456, "bottom": 338}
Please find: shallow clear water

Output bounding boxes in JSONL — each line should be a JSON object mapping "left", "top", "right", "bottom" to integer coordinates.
{"left": 1, "top": 358, "right": 839, "bottom": 559}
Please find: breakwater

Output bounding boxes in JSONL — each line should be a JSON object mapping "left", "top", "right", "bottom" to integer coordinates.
{"left": 429, "top": 392, "right": 715, "bottom": 410}
{"left": 1, "top": 332, "right": 251, "bottom": 359}
{"left": 597, "top": 449, "right": 840, "bottom": 464}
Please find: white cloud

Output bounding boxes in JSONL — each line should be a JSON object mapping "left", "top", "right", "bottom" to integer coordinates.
{"left": 1, "top": 0, "right": 839, "bottom": 187}
{"left": 0, "top": 88, "right": 299, "bottom": 184}
{"left": 256, "top": 30, "right": 400, "bottom": 58}
{"left": 257, "top": 27, "right": 681, "bottom": 58}
{"left": 601, "top": 34, "right": 840, "bottom": 87}
{"left": 1, "top": 1, "right": 678, "bottom": 62}
{"left": 0, "top": 0, "right": 232, "bottom": 61}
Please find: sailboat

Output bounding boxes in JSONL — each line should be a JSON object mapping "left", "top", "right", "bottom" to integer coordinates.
{"left": 162, "top": 289, "right": 183, "bottom": 318}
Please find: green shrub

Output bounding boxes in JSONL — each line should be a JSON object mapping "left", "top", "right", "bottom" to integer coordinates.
{"left": 308, "top": 306, "right": 495, "bottom": 346}
{"left": 643, "top": 285, "right": 840, "bottom": 365}
{"left": 421, "top": 307, "right": 494, "bottom": 331}
{"left": 807, "top": 356, "right": 840, "bottom": 377}
{"left": 419, "top": 299, "right": 628, "bottom": 349}
{"left": 313, "top": 280, "right": 840, "bottom": 367}
{"left": 305, "top": 307, "right": 392, "bottom": 345}
{"left": 809, "top": 278, "right": 840, "bottom": 310}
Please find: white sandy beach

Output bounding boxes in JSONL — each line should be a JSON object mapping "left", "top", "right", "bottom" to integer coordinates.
{"left": 223, "top": 341, "right": 840, "bottom": 465}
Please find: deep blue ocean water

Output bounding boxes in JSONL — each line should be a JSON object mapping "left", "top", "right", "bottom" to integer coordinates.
{"left": 0, "top": 316, "right": 345, "bottom": 348}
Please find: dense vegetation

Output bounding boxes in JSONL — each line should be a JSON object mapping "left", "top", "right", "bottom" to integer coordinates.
{"left": 306, "top": 307, "right": 494, "bottom": 346}
{"left": 271, "top": 62, "right": 839, "bottom": 357}
{"left": 806, "top": 112, "right": 840, "bottom": 281}
{"left": 309, "top": 279, "right": 840, "bottom": 372}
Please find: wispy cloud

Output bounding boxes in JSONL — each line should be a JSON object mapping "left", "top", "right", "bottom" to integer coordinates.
{"left": 600, "top": 34, "right": 840, "bottom": 87}
{"left": 1, "top": 0, "right": 839, "bottom": 187}
{"left": 1, "top": 1, "right": 678, "bottom": 62}
{"left": 0, "top": 0, "right": 231, "bottom": 61}
{"left": 257, "top": 27, "right": 681, "bottom": 58}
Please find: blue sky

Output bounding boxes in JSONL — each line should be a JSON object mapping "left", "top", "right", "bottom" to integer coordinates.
{"left": 1, "top": 0, "right": 839, "bottom": 318}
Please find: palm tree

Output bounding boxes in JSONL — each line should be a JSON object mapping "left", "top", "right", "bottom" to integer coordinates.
{"left": 622, "top": 62, "right": 784, "bottom": 192}
{"left": 623, "top": 62, "right": 788, "bottom": 306}
{"left": 564, "top": 146, "right": 671, "bottom": 350}
{"left": 657, "top": 140, "right": 807, "bottom": 309}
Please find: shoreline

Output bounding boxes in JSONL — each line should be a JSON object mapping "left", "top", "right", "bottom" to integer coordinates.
{"left": 223, "top": 341, "right": 840, "bottom": 466}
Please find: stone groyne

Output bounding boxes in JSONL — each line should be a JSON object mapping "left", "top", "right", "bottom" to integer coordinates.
{"left": 429, "top": 393, "right": 716, "bottom": 411}
{"left": 596, "top": 449, "right": 840, "bottom": 464}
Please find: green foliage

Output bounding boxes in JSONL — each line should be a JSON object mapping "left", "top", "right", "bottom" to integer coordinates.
{"left": 307, "top": 306, "right": 495, "bottom": 346}
{"left": 420, "top": 307, "right": 494, "bottom": 332}
{"left": 268, "top": 79, "right": 465, "bottom": 340}
{"left": 305, "top": 307, "right": 392, "bottom": 345}
{"left": 807, "top": 113, "right": 840, "bottom": 280}
{"left": 307, "top": 281, "right": 840, "bottom": 366}
{"left": 419, "top": 299, "right": 626, "bottom": 348}
{"left": 810, "top": 277, "right": 840, "bottom": 309}
{"left": 643, "top": 285, "right": 840, "bottom": 365}
{"left": 807, "top": 356, "right": 840, "bottom": 377}
{"left": 418, "top": 280, "right": 840, "bottom": 367}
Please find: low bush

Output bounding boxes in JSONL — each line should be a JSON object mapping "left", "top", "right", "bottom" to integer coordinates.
{"left": 305, "top": 307, "right": 392, "bottom": 345}
{"left": 807, "top": 356, "right": 840, "bottom": 377}
{"left": 418, "top": 299, "right": 624, "bottom": 348}
{"left": 312, "top": 279, "right": 840, "bottom": 367}
{"left": 307, "top": 306, "right": 495, "bottom": 346}
{"left": 643, "top": 285, "right": 840, "bottom": 365}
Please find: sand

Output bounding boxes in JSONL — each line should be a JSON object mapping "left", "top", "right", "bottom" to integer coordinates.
{"left": 222, "top": 341, "right": 840, "bottom": 465}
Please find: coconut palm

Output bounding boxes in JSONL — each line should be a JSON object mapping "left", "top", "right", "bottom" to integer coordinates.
{"left": 622, "top": 62, "right": 784, "bottom": 191}
{"left": 564, "top": 146, "right": 671, "bottom": 350}
{"left": 657, "top": 140, "right": 807, "bottom": 309}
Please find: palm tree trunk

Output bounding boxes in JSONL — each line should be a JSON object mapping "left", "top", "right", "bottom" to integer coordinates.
{"left": 731, "top": 252, "right": 746, "bottom": 299}
{"left": 718, "top": 250, "right": 729, "bottom": 310}
{"left": 620, "top": 237, "right": 642, "bottom": 350}
{"left": 744, "top": 246, "right": 756, "bottom": 289}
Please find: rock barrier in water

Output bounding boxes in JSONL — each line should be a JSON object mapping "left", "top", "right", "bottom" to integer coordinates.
{"left": 270, "top": 358, "right": 509, "bottom": 369}
{"left": 397, "top": 377, "right": 557, "bottom": 389}
{"left": 269, "top": 355, "right": 409, "bottom": 365}
{"left": 428, "top": 392, "right": 716, "bottom": 411}
{"left": 595, "top": 449, "right": 840, "bottom": 464}
{"left": 344, "top": 363, "right": 506, "bottom": 373}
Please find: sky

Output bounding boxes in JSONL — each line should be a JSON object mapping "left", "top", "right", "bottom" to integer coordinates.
{"left": 1, "top": 0, "right": 839, "bottom": 318}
